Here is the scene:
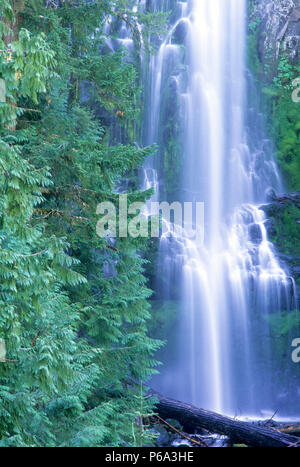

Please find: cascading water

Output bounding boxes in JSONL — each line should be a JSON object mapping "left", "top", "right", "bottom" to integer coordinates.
{"left": 144, "top": 0, "right": 298, "bottom": 417}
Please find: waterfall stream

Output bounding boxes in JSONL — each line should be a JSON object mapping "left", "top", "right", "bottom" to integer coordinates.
{"left": 105, "top": 0, "right": 298, "bottom": 417}
{"left": 142, "top": 0, "right": 298, "bottom": 417}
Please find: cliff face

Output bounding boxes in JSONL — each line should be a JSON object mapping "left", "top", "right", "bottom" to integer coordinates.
{"left": 254, "top": 0, "right": 300, "bottom": 62}
{"left": 262, "top": 193, "right": 300, "bottom": 282}
{"left": 251, "top": 2, "right": 300, "bottom": 297}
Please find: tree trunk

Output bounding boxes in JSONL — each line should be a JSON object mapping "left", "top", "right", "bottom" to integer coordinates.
{"left": 279, "top": 425, "right": 300, "bottom": 437}
{"left": 154, "top": 393, "right": 300, "bottom": 447}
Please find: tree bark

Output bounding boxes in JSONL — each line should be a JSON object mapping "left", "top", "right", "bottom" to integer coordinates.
{"left": 154, "top": 392, "right": 300, "bottom": 447}
{"left": 279, "top": 425, "right": 300, "bottom": 437}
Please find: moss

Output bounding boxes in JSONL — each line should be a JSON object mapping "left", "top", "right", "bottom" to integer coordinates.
{"left": 267, "top": 202, "right": 300, "bottom": 256}
{"left": 247, "top": 3, "right": 300, "bottom": 192}
{"left": 264, "top": 311, "right": 300, "bottom": 373}
{"left": 163, "top": 118, "right": 183, "bottom": 194}
{"left": 263, "top": 59, "right": 300, "bottom": 190}
{"left": 156, "top": 47, "right": 186, "bottom": 196}
{"left": 257, "top": 50, "right": 300, "bottom": 190}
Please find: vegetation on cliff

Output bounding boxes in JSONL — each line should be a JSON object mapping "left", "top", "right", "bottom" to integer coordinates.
{"left": 248, "top": 1, "right": 300, "bottom": 390}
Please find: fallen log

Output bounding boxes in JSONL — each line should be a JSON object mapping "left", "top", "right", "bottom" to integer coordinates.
{"left": 154, "top": 393, "right": 300, "bottom": 447}
{"left": 279, "top": 425, "right": 300, "bottom": 437}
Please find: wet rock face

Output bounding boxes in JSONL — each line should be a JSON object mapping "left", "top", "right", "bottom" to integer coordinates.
{"left": 254, "top": 0, "right": 300, "bottom": 63}
{"left": 172, "top": 19, "right": 188, "bottom": 45}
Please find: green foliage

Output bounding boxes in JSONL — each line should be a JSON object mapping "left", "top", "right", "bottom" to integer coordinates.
{"left": 264, "top": 310, "right": 300, "bottom": 384}
{"left": 264, "top": 59, "right": 300, "bottom": 191}
{"left": 267, "top": 310, "right": 300, "bottom": 337}
{"left": 246, "top": 4, "right": 300, "bottom": 386}
{"left": 148, "top": 300, "right": 179, "bottom": 341}
{"left": 0, "top": 138, "right": 98, "bottom": 447}
{"left": 247, "top": 4, "right": 300, "bottom": 192}
{"left": 267, "top": 201, "right": 300, "bottom": 256}
{"left": 0, "top": 0, "right": 162, "bottom": 447}
{"left": 247, "top": 8, "right": 261, "bottom": 76}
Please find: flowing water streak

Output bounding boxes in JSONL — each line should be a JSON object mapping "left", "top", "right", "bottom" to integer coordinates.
{"left": 104, "top": 0, "right": 297, "bottom": 416}
{"left": 144, "top": 0, "right": 297, "bottom": 416}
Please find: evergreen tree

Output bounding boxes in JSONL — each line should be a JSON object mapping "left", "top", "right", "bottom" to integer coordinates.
{"left": 0, "top": 0, "right": 163, "bottom": 446}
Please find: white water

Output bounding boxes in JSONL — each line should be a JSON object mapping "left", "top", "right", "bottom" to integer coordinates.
{"left": 144, "top": 0, "right": 298, "bottom": 417}
{"left": 104, "top": 0, "right": 298, "bottom": 417}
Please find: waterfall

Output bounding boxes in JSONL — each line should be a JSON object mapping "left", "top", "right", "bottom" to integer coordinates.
{"left": 143, "top": 0, "right": 298, "bottom": 417}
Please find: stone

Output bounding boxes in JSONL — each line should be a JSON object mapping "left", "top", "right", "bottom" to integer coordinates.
{"left": 172, "top": 19, "right": 189, "bottom": 45}
{"left": 254, "top": 0, "right": 300, "bottom": 63}
{"left": 265, "top": 187, "right": 277, "bottom": 201}
{"left": 248, "top": 223, "right": 263, "bottom": 244}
